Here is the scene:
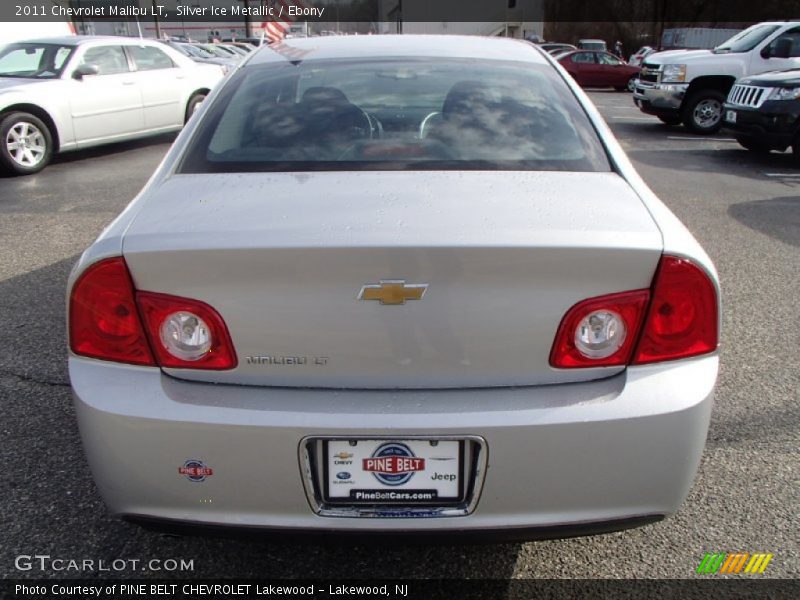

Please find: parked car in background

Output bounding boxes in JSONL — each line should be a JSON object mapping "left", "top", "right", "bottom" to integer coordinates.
{"left": 68, "top": 34, "right": 719, "bottom": 540}
{"left": 634, "top": 21, "right": 800, "bottom": 133}
{"left": 558, "top": 50, "right": 640, "bottom": 91}
{"left": 227, "top": 42, "right": 256, "bottom": 52}
{"left": 222, "top": 38, "right": 262, "bottom": 48}
{"left": 218, "top": 43, "right": 249, "bottom": 57}
{"left": 0, "top": 36, "right": 225, "bottom": 175}
{"left": 194, "top": 43, "right": 243, "bottom": 62}
{"left": 159, "top": 40, "right": 237, "bottom": 72}
{"left": 539, "top": 43, "right": 577, "bottom": 55}
{"left": 550, "top": 48, "right": 576, "bottom": 61}
{"left": 628, "top": 46, "right": 655, "bottom": 67}
{"left": 201, "top": 42, "right": 242, "bottom": 60}
{"left": 578, "top": 39, "right": 607, "bottom": 52}
{"left": 723, "top": 69, "right": 800, "bottom": 159}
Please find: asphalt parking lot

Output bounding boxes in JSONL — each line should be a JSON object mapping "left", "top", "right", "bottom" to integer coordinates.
{"left": 0, "top": 90, "right": 797, "bottom": 581}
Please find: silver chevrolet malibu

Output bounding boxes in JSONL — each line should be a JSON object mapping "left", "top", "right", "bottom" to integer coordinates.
{"left": 68, "top": 35, "right": 719, "bottom": 539}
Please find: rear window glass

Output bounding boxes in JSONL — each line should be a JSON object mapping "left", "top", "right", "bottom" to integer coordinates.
{"left": 180, "top": 58, "right": 610, "bottom": 173}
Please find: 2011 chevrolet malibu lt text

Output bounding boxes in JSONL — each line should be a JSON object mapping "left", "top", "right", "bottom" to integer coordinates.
{"left": 68, "top": 35, "right": 720, "bottom": 539}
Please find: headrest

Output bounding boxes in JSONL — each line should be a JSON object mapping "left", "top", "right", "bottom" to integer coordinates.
{"left": 442, "top": 81, "right": 493, "bottom": 119}
{"left": 301, "top": 86, "right": 350, "bottom": 106}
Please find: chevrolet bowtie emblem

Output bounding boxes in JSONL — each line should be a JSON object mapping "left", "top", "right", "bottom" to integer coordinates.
{"left": 358, "top": 280, "right": 428, "bottom": 305}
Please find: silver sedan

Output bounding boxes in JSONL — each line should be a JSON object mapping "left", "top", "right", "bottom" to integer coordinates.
{"left": 68, "top": 35, "right": 720, "bottom": 539}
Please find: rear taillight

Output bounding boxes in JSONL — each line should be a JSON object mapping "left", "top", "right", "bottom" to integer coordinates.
{"left": 550, "top": 290, "right": 650, "bottom": 368}
{"left": 550, "top": 255, "right": 718, "bottom": 369}
{"left": 69, "top": 257, "right": 155, "bottom": 366}
{"left": 137, "top": 292, "right": 237, "bottom": 370}
{"left": 632, "top": 256, "right": 718, "bottom": 364}
{"left": 69, "top": 257, "right": 236, "bottom": 370}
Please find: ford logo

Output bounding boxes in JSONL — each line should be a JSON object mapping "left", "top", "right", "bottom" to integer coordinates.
{"left": 336, "top": 471, "right": 351, "bottom": 480}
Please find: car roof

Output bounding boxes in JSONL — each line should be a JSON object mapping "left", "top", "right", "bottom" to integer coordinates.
{"left": 18, "top": 35, "right": 161, "bottom": 46}
{"left": 248, "top": 35, "right": 548, "bottom": 66}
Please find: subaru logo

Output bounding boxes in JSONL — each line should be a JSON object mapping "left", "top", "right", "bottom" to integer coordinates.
{"left": 336, "top": 471, "right": 351, "bottom": 480}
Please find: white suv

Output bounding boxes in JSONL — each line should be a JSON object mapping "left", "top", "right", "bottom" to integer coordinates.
{"left": 633, "top": 22, "right": 800, "bottom": 133}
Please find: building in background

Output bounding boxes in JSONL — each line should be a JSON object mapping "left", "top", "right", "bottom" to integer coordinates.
{"left": 377, "top": 0, "right": 544, "bottom": 39}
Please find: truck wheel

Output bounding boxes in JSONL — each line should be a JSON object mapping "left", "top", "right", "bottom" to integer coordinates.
{"left": 737, "top": 138, "right": 771, "bottom": 154}
{"left": 658, "top": 116, "right": 681, "bottom": 126}
{"left": 0, "top": 112, "right": 53, "bottom": 175}
{"left": 681, "top": 90, "right": 726, "bottom": 134}
{"left": 792, "top": 135, "right": 800, "bottom": 164}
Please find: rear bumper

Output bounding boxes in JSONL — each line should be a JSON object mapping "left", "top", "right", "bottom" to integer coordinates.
{"left": 70, "top": 355, "right": 716, "bottom": 536}
{"left": 126, "top": 514, "right": 664, "bottom": 543}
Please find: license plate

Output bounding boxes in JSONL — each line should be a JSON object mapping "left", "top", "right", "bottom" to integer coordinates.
{"left": 726, "top": 110, "right": 737, "bottom": 123}
{"left": 325, "top": 439, "right": 463, "bottom": 504}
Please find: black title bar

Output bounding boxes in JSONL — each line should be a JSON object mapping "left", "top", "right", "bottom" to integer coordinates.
{"left": 4, "top": 579, "right": 800, "bottom": 600}
{"left": 3, "top": 0, "right": 800, "bottom": 23}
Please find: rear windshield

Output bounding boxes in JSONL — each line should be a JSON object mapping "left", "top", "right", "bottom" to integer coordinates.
{"left": 180, "top": 57, "right": 610, "bottom": 173}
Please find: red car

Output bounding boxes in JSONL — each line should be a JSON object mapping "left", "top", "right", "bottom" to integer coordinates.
{"left": 557, "top": 51, "right": 640, "bottom": 91}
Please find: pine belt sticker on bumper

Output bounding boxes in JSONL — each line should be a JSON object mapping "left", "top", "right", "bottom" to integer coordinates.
{"left": 179, "top": 459, "right": 213, "bottom": 482}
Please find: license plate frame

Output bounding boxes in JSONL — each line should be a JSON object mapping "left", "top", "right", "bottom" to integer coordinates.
{"left": 322, "top": 438, "right": 466, "bottom": 506}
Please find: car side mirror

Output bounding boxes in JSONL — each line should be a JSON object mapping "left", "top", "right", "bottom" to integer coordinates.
{"left": 73, "top": 64, "right": 99, "bottom": 80}
{"left": 772, "top": 37, "right": 793, "bottom": 59}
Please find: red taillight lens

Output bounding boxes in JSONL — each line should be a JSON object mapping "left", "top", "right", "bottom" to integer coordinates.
{"left": 69, "top": 257, "right": 155, "bottom": 366}
{"left": 550, "top": 290, "right": 650, "bottom": 368}
{"left": 632, "top": 256, "right": 718, "bottom": 364}
{"left": 550, "top": 255, "right": 718, "bottom": 369}
{"left": 70, "top": 257, "right": 237, "bottom": 370}
{"left": 137, "top": 291, "right": 237, "bottom": 370}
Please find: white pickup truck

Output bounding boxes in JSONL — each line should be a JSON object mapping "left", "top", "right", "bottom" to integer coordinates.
{"left": 633, "top": 22, "right": 800, "bottom": 133}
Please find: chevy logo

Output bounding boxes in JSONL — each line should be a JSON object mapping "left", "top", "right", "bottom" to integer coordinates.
{"left": 358, "top": 280, "right": 428, "bottom": 305}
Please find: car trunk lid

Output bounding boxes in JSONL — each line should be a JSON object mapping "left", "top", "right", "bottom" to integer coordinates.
{"left": 122, "top": 171, "right": 663, "bottom": 388}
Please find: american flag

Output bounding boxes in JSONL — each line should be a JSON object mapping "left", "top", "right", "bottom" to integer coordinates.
{"left": 261, "top": 0, "right": 308, "bottom": 44}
